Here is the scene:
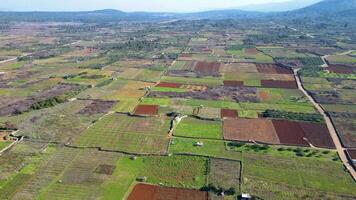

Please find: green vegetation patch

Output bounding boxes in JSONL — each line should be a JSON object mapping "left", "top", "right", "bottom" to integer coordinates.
{"left": 262, "top": 109, "right": 324, "bottom": 122}
{"left": 174, "top": 117, "right": 222, "bottom": 139}
{"left": 74, "top": 113, "right": 171, "bottom": 154}
{"left": 139, "top": 155, "right": 208, "bottom": 189}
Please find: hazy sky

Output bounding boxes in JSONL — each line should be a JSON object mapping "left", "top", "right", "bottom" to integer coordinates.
{"left": 1, "top": 0, "right": 291, "bottom": 12}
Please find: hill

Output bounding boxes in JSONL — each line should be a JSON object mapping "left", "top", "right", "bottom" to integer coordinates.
{"left": 289, "top": 0, "right": 356, "bottom": 17}
{"left": 0, "top": 0, "right": 355, "bottom": 22}
{"left": 237, "top": 0, "right": 321, "bottom": 12}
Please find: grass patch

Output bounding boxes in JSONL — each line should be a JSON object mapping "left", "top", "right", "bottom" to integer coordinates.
{"left": 174, "top": 117, "right": 222, "bottom": 139}
{"left": 139, "top": 155, "right": 208, "bottom": 189}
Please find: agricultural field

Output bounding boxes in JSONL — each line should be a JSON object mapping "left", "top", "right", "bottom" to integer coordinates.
{"left": 0, "top": 10, "right": 355, "bottom": 200}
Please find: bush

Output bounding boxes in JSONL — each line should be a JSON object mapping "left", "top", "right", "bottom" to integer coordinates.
{"left": 263, "top": 109, "right": 324, "bottom": 123}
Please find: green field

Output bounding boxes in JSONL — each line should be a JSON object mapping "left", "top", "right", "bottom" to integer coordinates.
{"left": 174, "top": 117, "right": 222, "bottom": 139}
{"left": 74, "top": 113, "right": 171, "bottom": 154}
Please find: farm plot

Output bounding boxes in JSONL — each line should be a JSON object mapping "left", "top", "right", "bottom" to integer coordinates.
{"left": 127, "top": 183, "right": 208, "bottom": 200}
{"left": 74, "top": 113, "right": 171, "bottom": 154}
{"left": 260, "top": 80, "right": 297, "bottom": 89}
{"left": 107, "top": 80, "right": 154, "bottom": 100}
{"left": 242, "top": 153, "right": 356, "bottom": 199}
{"left": 174, "top": 117, "right": 222, "bottom": 139}
{"left": 0, "top": 83, "right": 85, "bottom": 117}
{"left": 35, "top": 149, "right": 121, "bottom": 200}
{"left": 148, "top": 86, "right": 258, "bottom": 103}
{"left": 220, "top": 109, "right": 238, "bottom": 119}
{"left": 221, "top": 63, "right": 258, "bottom": 73}
{"left": 194, "top": 107, "right": 221, "bottom": 119}
{"left": 169, "top": 137, "right": 242, "bottom": 161}
{"left": 193, "top": 61, "right": 221, "bottom": 77}
{"left": 133, "top": 105, "right": 159, "bottom": 116}
{"left": 223, "top": 118, "right": 280, "bottom": 144}
{"left": 208, "top": 158, "right": 241, "bottom": 191}
{"left": 223, "top": 80, "right": 244, "bottom": 87}
{"left": 331, "top": 116, "right": 356, "bottom": 148}
{"left": 245, "top": 48, "right": 259, "bottom": 56}
{"left": 272, "top": 120, "right": 309, "bottom": 146}
{"left": 139, "top": 155, "right": 208, "bottom": 189}
{"left": 77, "top": 100, "right": 116, "bottom": 115}
{"left": 272, "top": 120, "right": 334, "bottom": 148}
{"left": 326, "top": 55, "right": 356, "bottom": 64}
{"left": 10, "top": 100, "right": 100, "bottom": 143}
{"left": 327, "top": 65, "right": 356, "bottom": 74}
{"left": 156, "top": 82, "right": 182, "bottom": 88}
{"left": 256, "top": 64, "right": 293, "bottom": 74}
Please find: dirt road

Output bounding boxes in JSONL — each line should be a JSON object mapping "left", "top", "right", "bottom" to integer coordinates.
{"left": 294, "top": 69, "right": 356, "bottom": 181}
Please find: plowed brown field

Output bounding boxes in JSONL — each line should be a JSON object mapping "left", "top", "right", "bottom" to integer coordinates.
{"left": 261, "top": 80, "right": 297, "bottom": 89}
{"left": 221, "top": 109, "right": 238, "bottom": 119}
{"left": 223, "top": 118, "right": 279, "bottom": 144}
{"left": 256, "top": 64, "right": 293, "bottom": 74}
{"left": 223, "top": 80, "right": 244, "bottom": 87}
{"left": 272, "top": 120, "right": 309, "bottom": 146}
{"left": 156, "top": 82, "right": 182, "bottom": 88}
{"left": 127, "top": 183, "right": 208, "bottom": 200}
{"left": 134, "top": 105, "right": 159, "bottom": 116}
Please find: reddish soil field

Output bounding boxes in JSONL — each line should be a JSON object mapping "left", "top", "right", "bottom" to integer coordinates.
{"left": 77, "top": 100, "right": 116, "bottom": 115}
{"left": 299, "top": 122, "right": 335, "bottom": 149}
{"left": 134, "top": 105, "right": 159, "bottom": 116}
{"left": 194, "top": 61, "right": 221, "bottom": 76}
{"left": 223, "top": 118, "right": 280, "bottom": 144}
{"left": 221, "top": 109, "right": 238, "bottom": 119}
{"left": 258, "top": 91, "right": 270, "bottom": 101}
{"left": 256, "top": 64, "right": 293, "bottom": 74}
{"left": 127, "top": 183, "right": 208, "bottom": 200}
{"left": 327, "top": 65, "right": 355, "bottom": 74}
{"left": 156, "top": 82, "right": 182, "bottom": 88}
{"left": 223, "top": 80, "right": 244, "bottom": 87}
{"left": 245, "top": 48, "right": 259, "bottom": 55}
{"left": 261, "top": 80, "right": 297, "bottom": 89}
{"left": 272, "top": 120, "right": 309, "bottom": 146}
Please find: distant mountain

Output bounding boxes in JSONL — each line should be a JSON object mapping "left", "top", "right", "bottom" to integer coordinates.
{"left": 0, "top": 0, "right": 355, "bottom": 22}
{"left": 289, "top": 0, "right": 356, "bottom": 16}
{"left": 183, "top": 9, "right": 263, "bottom": 19}
{"left": 237, "top": 0, "right": 322, "bottom": 12}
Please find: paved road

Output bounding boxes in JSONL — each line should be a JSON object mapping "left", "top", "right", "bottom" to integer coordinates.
{"left": 294, "top": 69, "right": 356, "bottom": 181}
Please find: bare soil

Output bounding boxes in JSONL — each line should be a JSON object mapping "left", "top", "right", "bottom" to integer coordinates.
{"left": 193, "top": 61, "right": 221, "bottom": 77}
{"left": 327, "top": 65, "right": 356, "bottom": 74}
{"left": 299, "top": 122, "right": 335, "bottom": 149}
{"left": 220, "top": 109, "right": 238, "bottom": 119}
{"left": 134, "top": 105, "right": 159, "bottom": 116}
{"left": 127, "top": 183, "right": 208, "bottom": 200}
{"left": 156, "top": 82, "right": 182, "bottom": 88}
{"left": 261, "top": 80, "right": 297, "bottom": 89}
{"left": 272, "top": 120, "right": 309, "bottom": 146}
{"left": 223, "top": 118, "right": 279, "bottom": 144}
{"left": 256, "top": 64, "right": 293, "bottom": 74}
{"left": 245, "top": 48, "right": 259, "bottom": 56}
{"left": 223, "top": 80, "right": 244, "bottom": 87}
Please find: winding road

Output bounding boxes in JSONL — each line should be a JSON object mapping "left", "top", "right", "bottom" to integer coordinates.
{"left": 294, "top": 69, "right": 356, "bottom": 181}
